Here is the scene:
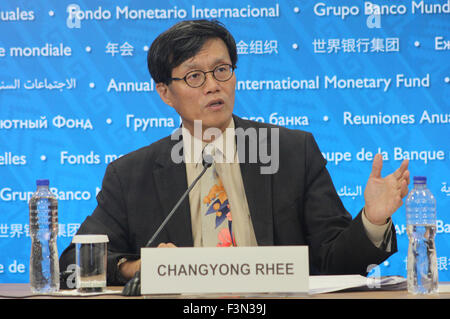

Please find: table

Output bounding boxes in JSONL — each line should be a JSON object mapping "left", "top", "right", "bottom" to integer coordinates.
{"left": 1, "top": 283, "right": 450, "bottom": 299}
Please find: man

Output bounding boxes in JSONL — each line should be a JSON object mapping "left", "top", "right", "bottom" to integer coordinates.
{"left": 59, "top": 20, "right": 410, "bottom": 287}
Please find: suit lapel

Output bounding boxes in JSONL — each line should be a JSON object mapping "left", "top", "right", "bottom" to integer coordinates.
{"left": 153, "top": 131, "right": 193, "bottom": 247}
{"left": 234, "top": 115, "right": 274, "bottom": 245}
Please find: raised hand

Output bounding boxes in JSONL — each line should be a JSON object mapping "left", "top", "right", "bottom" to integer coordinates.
{"left": 364, "top": 154, "right": 410, "bottom": 225}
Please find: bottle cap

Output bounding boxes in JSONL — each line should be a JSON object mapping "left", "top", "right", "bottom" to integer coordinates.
{"left": 36, "top": 179, "right": 49, "bottom": 186}
{"left": 413, "top": 176, "right": 426, "bottom": 184}
{"left": 72, "top": 234, "right": 109, "bottom": 244}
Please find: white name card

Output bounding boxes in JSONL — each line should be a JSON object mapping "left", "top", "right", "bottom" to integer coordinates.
{"left": 141, "top": 246, "right": 309, "bottom": 295}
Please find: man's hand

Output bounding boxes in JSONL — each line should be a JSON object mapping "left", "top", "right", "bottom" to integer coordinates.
{"left": 157, "top": 242, "right": 177, "bottom": 248}
{"left": 119, "top": 259, "right": 141, "bottom": 280}
{"left": 364, "top": 154, "right": 410, "bottom": 225}
{"left": 118, "top": 243, "right": 177, "bottom": 280}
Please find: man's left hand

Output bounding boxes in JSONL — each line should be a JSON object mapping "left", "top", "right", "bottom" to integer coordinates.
{"left": 364, "top": 153, "right": 410, "bottom": 225}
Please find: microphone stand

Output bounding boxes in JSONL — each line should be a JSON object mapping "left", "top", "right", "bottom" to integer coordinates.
{"left": 122, "top": 157, "right": 213, "bottom": 296}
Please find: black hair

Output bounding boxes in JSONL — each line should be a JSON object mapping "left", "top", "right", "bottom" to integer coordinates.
{"left": 147, "top": 19, "right": 237, "bottom": 84}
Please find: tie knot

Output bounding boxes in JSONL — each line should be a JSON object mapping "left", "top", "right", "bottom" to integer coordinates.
{"left": 201, "top": 144, "right": 215, "bottom": 169}
{"left": 203, "top": 143, "right": 216, "bottom": 157}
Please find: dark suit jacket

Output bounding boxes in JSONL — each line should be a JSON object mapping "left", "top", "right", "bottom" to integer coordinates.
{"left": 59, "top": 115, "right": 397, "bottom": 286}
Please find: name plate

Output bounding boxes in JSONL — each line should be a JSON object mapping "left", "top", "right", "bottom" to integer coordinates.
{"left": 141, "top": 246, "right": 309, "bottom": 295}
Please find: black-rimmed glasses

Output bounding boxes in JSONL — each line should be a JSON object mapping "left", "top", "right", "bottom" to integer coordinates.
{"left": 169, "top": 64, "right": 236, "bottom": 88}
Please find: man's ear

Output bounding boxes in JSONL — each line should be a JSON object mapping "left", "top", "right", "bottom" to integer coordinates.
{"left": 156, "top": 82, "right": 174, "bottom": 107}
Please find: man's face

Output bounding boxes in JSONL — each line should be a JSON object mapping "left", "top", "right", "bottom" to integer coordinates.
{"left": 156, "top": 38, "right": 236, "bottom": 138}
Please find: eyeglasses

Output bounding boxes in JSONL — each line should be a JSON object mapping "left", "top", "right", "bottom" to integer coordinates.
{"left": 169, "top": 64, "right": 236, "bottom": 88}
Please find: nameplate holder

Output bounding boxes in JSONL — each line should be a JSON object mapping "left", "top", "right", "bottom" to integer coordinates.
{"left": 141, "top": 246, "right": 308, "bottom": 295}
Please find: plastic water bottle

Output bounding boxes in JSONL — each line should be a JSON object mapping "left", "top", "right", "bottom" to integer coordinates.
{"left": 406, "top": 176, "right": 438, "bottom": 294}
{"left": 28, "top": 179, "right": 60, "bottom": 293}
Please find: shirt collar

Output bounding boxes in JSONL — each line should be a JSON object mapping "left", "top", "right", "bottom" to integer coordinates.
{"left": 182, "top": 118, "right": 236, "bottom": 166}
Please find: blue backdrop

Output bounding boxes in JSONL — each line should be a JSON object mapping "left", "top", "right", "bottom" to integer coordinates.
{"left": 0, "top": 0, "right": 449, "bottom": 283}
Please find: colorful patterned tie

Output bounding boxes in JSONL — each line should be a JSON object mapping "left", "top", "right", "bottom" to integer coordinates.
{"left": 201, "top": 159, "right": 237, "bottom": 247}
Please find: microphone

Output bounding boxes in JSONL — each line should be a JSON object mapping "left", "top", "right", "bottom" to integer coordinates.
{"left": 122, "top": 153, "right": 214, "bottom": 296}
